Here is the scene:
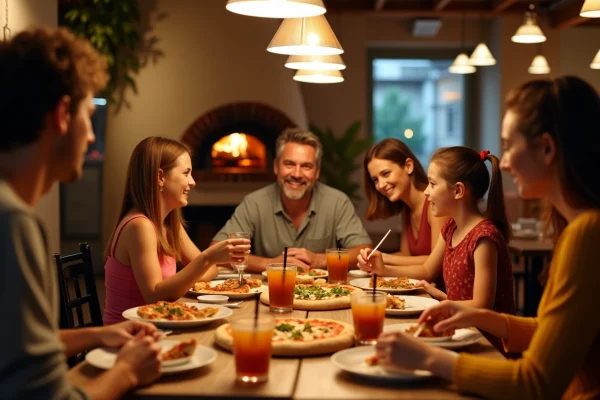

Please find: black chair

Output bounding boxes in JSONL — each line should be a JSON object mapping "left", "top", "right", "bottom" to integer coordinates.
{"left": 54, "top": 242, "right": 103, "bottom": 366}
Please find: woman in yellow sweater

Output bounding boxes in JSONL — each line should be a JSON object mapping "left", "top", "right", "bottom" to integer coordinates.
{"left": 374, "top": 75, "right": 600, "bottom": 400}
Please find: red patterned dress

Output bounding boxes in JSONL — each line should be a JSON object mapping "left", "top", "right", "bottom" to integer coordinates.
{"left": 441, "top": 218, "right": 515, "bottom": 352}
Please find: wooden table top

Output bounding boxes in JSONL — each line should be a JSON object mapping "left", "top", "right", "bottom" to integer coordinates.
{"left": 508, "top": 237, "right": 554, "bottom": 256}
{"left": 69, "top": 284, "right": 503, "bottom": 399}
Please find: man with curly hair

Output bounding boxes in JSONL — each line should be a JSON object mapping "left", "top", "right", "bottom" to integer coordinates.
{"left": 0, "top": 27, "right": 162, "bottom": 399}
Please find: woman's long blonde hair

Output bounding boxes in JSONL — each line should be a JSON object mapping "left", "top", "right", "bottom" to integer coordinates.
{"left": 105, "top": 137, "right": 191, "bottom": 260}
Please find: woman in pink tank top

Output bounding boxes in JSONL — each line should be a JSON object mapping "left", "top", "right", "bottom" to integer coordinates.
{"left": 103, "top": 137, "right": 251, "bottom": 325}
{"left": 363, "top": 138, "right": 447, "bottom": 274}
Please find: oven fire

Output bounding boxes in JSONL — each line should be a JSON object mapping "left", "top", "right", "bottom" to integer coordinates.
{"left": 211, "top": 133, "right": 266, "bottom": 169}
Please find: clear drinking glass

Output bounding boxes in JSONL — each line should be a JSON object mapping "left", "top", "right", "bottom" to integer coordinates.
{"left": 231, "top": 316, "right": 274, "bottom": 383}
{"left": 266, "top": 263, "right": 297, "bottom": 313}
{"left": 351, "top": 291, "right": 386, "bottom": 345}
{"left": 228, "top": 232, "right": 251, "bottom": 286}
{"left": 326, "top": 248, "right": 349, "bottom": 284}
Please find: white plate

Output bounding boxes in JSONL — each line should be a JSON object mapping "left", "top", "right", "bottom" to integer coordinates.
{"left": 122, "top": 303, "right": 232, "bottom": 328}
{"left": 261, "top": 268, "right": 329, "bottom": 279}
{"left": 189, "top": 280, "right": 267, "bottom": 299}
{"left": 385, "top": 296, "right": 439, "bottom": 316}
{"left": 349, "top": 277, "right": 421, "bottom": 294}
{"left": 331, "top": 346, "right": 432, "bottom": 382}
{"left": 384, "top": 323, "right": 483, "bottom": 349}
{"left": 348, "top": 270, "right": 370, "bottom": 278}
{"left": 513, "top": 230, "right": 540, "bottom": 240}
{"left": 85, "top": 340, "right": 217, "bottom": 375}
{"left": 216, "top": 273, "right": 251, "bottom": 280}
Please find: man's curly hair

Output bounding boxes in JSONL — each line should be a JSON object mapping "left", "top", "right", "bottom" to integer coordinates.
{"left": 0, "top": 27, "right": 108, "bottom": 151}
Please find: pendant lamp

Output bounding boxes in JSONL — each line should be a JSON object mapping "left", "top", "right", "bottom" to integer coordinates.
{"left": 450, "top": 14, "right": 476, "bottom": 74}
{"left": 293, "top": 69, "right": 344, "bottom": 83}
{"left": 591, "top": 49, "right": 600, "bottom": 69}
{"left": 469, "top": 15, "right": 496, "bottom": 66}
{"left": 512, "top": 4, "right": 546, "bottom": 44}
{"left": 580, "top": 0, "right": 600, "bottom": 18}
{"left": 285, "top": 54, "right": 346, "bottom": 70}
{"left": 528, "top": 55, "right": 550, "bottom": 74}
{"left": 226, "top": 0, "right": 326, "bottom": 19}
{"left": 267, "top": 15, "right": 343, "bottom": 56}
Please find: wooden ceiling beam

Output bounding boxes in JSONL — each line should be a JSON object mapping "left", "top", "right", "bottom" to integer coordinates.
{"left": 434, "top": 0, "right": 453, "bottom": 11}
{"left": 492, "top": 0, "right": 520, "bottom": 12}
{"left": 550, "top": 0, "right": 587, "bottom": 29}
{"left": 374, "top": 0, "right": 387, "bottom": 11}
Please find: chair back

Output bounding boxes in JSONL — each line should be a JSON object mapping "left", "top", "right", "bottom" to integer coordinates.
{"left": 54, "top": 242, "right": 103, "bottom": 366}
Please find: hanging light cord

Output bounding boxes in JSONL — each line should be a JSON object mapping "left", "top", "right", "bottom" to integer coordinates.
{"left": 460, "top": 13, "right": 465, "bottom": 52}
{"left": 3, "top": 0, "right": 10, "bottom": 41}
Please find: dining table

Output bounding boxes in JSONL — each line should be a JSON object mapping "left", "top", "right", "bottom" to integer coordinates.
{"left": 68, "top": 275, "right": 505, "bottom": 399}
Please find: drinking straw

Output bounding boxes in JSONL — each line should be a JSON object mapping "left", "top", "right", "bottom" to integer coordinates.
{"left": 282, "top": 246, "right": 288, "bottom": 283}
{"left": 254, "top": 294, "right": 259, "bottom": 327}
{"left": 372, "top": 274, "right": 377, "bottom": 300}
{"left": 367, "top": 229, "right": 391, "bottom": 260}
{"left": 338, "top": 247, "right": 341, "bottom": 260}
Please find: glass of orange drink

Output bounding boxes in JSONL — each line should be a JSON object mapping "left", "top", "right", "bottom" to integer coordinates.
{"left": 351, "top": 291, "right": 386, "bottom": 345}
{"left": 266, "top": 263, "right": 297, "bottom": 313}
{"left": 231, "top": 316, "right": 275, "bottom": 383}
{"left": 326, "top": 248, "right": 349, "bottom": 284}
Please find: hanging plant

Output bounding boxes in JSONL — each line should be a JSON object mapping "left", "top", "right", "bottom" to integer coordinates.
{"left": 59, "top": 0, "right": 142, "bottom": 104}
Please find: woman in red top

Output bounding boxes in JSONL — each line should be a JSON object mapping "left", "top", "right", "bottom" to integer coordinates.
{"left": 359, "top": 147, "right": 515, "bottom": 348}
{"left": 363, "top": 139, "right": 447, "bottom": 287}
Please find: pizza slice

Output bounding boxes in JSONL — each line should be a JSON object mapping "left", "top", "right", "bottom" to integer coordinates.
{"left": 162, "top": 338, "right": 197, "bottom": 361}
{"left": 386, "top": 295, "right": 406, "bottom": 310}
{"left": 405, "top": 321, "right": 454, "bottom": 338}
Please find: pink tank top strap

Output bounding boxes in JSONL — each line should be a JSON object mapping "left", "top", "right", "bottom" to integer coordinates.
{"left": 110, "top": 214, "right": 149, "bottom": 257}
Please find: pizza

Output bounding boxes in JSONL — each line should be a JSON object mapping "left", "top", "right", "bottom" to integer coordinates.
{"left": 137, "top": 301, "right": 219, "bottom": 321}
{"left": 386, "top": 294, "right": 405, "bottom": 310}
{"left": 193, "top": 278, "right": 262, "bottom": 294}
{"left": 405, "top": 321, "right": 454, "bottom": 338}
{"left": 214, "top": 318, "right": 354, "bottom": 356}
{"left": 260, "top": 283, "right": 362, "bottom": 310}
{"left": 162, "top": 338, "right": 197, "bottom": 361}
{"left": 296, "top": 266, "right": 327, "bottom": 277}
{"left": 369, "top": 277, "right": 416, "bottom": 290}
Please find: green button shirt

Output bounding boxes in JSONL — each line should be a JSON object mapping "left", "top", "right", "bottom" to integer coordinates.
{"left": 213, "top": 182, "right": 372, "bottom": 257}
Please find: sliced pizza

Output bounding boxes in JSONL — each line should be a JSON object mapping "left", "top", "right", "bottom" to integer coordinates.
{"left": 386, "top": 295, "right": 406, "bottom": 310}
{"left": 215, "top": 318, "right": 354, "bottom": 356}
{"left": 193, "top": 278, "right": 262, "bottom": 294}
{"left": 162, "top": 338, "right": 197, "bottom": 361}
{"left": 369, "top": 277, "right": 416, "bottom": 290}
{"left": 137, "top": 301, "right": 219, "bottom": 321}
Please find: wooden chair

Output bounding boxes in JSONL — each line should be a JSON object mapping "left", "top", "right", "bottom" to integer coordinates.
{"left": 54, "top": 242, "right": 103, "bottom": 366}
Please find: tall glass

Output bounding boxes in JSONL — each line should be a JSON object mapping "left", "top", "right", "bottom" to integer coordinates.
{"left": 326, "top": 248, "right": 349, "bottom": 284}
{"left": 351, "top": 291, "right": 386, "bottom": 345}
{"left": 266, "top": 263, "right": 297, "bottom": 313}
{"left": 231, "top": 316, "right": 274, "bottom": 383}
{"left": 228, "top": 232, "right": 250, "bottom": 286}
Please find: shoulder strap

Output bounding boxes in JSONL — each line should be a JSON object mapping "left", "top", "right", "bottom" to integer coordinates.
{"left": 110, "top": 214, "right": 148, "bottom": 257}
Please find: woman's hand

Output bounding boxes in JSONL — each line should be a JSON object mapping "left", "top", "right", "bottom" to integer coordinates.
{"left": 418, "top": 300, "right": 483, "bottom": 333}
{"left": 375, "top": 331, "right": 433, "bottom": 371}
{"left": 203, "top": 238, "right": 251, "bottom": 266}
{"left": 415, "top": 280, "right": 447, "bottom": 301}
{"left": 357, "top": 248, "right": 386, "bottom": 275}
{"left": 98, "top": 320, "right": 160, "bottom": 348}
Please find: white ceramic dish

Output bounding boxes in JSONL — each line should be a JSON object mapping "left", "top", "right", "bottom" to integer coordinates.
{"left": 385, "top": 296, "right": 439, "bottom": 316}
{"left": 348, "top": 269, "right": 370, "bottom": 278}
{"left": 384, "top": 323, "right": 483, "bottom": 349}
{"left": 349, "top": 277, "right": 421, "bottom": 294}
{"left": 330, "top": 346, "right": 432, "bottom": 382}
{"left": 86, "top": 340, "right": 217, "bottom": 374}
{"left": 122, "top": 303, "right": 232, "bottom": 328}
{"left": 216, "top": 273, "right": 251, "bottom": 280}
{"left": 197, "top": 294, "right": 229, "bottom": 304}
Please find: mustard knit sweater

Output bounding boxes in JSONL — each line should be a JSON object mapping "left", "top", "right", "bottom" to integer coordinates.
{"left": 454, "top": 210, "right": 600, "bottom": 400}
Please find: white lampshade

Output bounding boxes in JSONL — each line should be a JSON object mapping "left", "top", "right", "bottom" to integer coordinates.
{"left": 512, "top": 12, "right": 546, "bottom": 43}
{"left": 580, "top": 0, "right": 600, "bottom": 18}
{"left": 293, "top": 69, "right": 344, "bottom": 83}
{"left": 449, "top": 53, "right": 476, "bottom": 74}
{"left": 591, "top": 49, "right": 600, "bottom": 69}
{"left": 528, "top": 55, "right": 550, "bottom": 74}
{"left": 285, "top": 54, "right": 346, "bottom": 70}
{"left": 469, "top": 43, "right": 497, "bottom": 66}
{"left": 267, "top": 15, "right": 343, "bottom": 56}
{"left": 226, "top": 0, "right": 326, "bottom": 18}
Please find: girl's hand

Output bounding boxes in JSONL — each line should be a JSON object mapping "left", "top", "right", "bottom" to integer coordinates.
{"left": 204, "top": 238, "right": 251, "bottom": 265}
{"left": 415, "top": 280, "right": 447, "bottom": 301}
{"left": 357, "top": 248, "right": 386, "bottom": 275}
{"left": 98, "top": 320, "right": 159, "bottom": 348}
{"left": 375, "top": 331, "right": 433, "bottom": 371}
{"left": 418, "top": 300, "right": 482, "bottom": 333}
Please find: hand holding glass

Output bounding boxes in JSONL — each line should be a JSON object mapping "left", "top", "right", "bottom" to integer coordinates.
{"left": 228, "top": 232, "right": 251, "bottom": 286}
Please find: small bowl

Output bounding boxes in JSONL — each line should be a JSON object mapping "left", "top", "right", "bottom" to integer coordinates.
{"left": 197, "top": 294, "right": 229, "bottom": 304}
{"left": 348, "top": 269, "right": 370, "bottom": 278}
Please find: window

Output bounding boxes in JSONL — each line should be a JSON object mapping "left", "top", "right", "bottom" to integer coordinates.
{"left": 371, "top": 58, "right": 467, "bottom": 168}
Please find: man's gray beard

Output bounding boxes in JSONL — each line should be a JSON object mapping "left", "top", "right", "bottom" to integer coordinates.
{"left": 280, "top": 181, "right": 313, "bottom": 200}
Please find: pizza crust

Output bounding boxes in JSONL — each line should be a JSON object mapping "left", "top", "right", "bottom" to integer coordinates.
{"left": 260, "top": 285, "right": 362, "bottom": 311}
{"left": 214, "top": 318, "right": 354, "bottom": 357}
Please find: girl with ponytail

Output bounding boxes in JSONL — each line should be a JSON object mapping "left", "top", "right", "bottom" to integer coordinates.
{"left": 358, "top": 146, "right": 515, "bottom": 350}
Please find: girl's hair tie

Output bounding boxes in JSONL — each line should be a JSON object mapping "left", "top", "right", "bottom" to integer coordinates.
{"left": 480, "top": 150, "right": 490, "bottom": 161}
